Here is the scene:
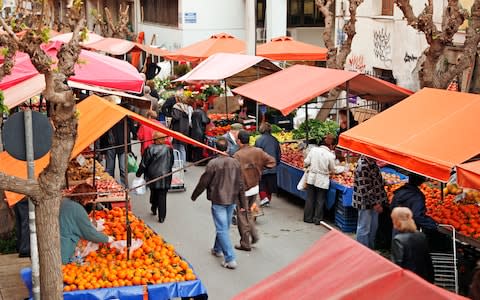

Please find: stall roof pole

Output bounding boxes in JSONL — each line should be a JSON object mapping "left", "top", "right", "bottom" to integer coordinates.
{"left": 24, "top": 109, "right": 40, "bottom": 299}
{"left": 305, "top": 103, "right": 309, "bottom": 145}
{"left": 123, "top": 117, "right": 132, "bottom": 260}
{"left": 224, "top": 80, "right": 228, "bottom": 121}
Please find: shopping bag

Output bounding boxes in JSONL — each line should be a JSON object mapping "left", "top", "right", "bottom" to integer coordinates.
{"left": 127, "top": 153, "right": 138, "bottom": 173}
{"left": 297, "top": 171, "right": 308, "bottom": 191}
{"left": 130, "top": 177, "right": 146, "bottom": 195}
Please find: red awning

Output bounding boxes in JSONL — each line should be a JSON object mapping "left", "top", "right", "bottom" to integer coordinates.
{"left": 174, "top": 53, "right": 281, "bottom": 82}
{"left": 232, "top": 65, "right": 412, "bottom": 116}
{"left": 234, "top": 230, "right": 465, "bottom": 300}
{"left": 0, "top": 95, "right": 220, "bottom": 206}
{"left": 338, "top": 88, "right": 480, "bottom": 182}
{"left": 256, "top": 36, "right": 328, "bottom": 61}
{"left": 457, "top": 160, "right": 480, "bottom": 189}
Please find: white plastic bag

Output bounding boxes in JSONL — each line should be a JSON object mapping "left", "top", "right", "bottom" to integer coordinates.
{"left": 110, "top": 239, "right": 143, "bottom": 253}
{"left": 297, "top": 171, "right": 308, "bottom": 191}
{"left": 130, "top": 177, "right": 146, "bottom": 195}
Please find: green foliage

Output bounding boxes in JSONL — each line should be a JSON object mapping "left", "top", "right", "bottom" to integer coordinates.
{"left": 0, "top": 47, "right": 9, "bottom": 56}
{"left": 271, "top": 124, "right": 282, "bottom": 134}
{"left": 73, "top": 0, "right": 83, "bottom": 9}
{"left": 292, "top": 119, "right": 339, "bottom": 143}
{"left": 40, "top": 27, "right": 51, "bottom": 43}
{"left": 80, "top": 28, "right": 88, "bottom": 42}
{"left": 0, "top": 91, "right": 9, "bottom": 115}
{"left": 0, "top": 229, "right": 17, "bottom": 254}
{"left": 173, "top": 64, "right": 191, "bottom": 77}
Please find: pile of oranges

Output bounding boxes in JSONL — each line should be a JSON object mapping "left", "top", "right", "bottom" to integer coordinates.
{"left": 386, "top": 183, "right": 480, "bottom": 239}
{"left": 62, "top": 207, "right": 196, "bottom": 292}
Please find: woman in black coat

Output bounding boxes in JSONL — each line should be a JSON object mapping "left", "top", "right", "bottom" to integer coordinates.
{"left": 391, "top": 207, "right": 434, "bottom": 283}
{"left": 136, "top": 131, "right": 174, "bottom": 223}
{"left": 190, "top": 100, "right": 210, "bottom": 162}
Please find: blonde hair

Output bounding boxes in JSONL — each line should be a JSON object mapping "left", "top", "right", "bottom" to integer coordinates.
{"left": 391, "top": 207, "right": 417, "bottom": 233}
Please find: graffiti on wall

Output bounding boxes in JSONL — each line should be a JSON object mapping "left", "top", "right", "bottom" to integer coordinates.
{"left": 373, "top": 28, "right": 392, "bottom": 68}
{"left": 404, "top": 52, "right": 419, "bottom": 63}
{"left": 347, "top": 55, "right": 366, "bottom": 73}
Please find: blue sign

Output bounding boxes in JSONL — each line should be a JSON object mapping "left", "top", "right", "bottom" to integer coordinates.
{"left": 184, "top": 12, "right": 197, "bottom": 24}
{"left": 259, "top": 105, "right": 267, "bottom": 115}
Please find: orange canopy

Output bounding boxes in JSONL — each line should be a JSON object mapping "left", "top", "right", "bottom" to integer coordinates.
{"left": 338, "top": 88, "right": 480, "bottom": 182}
{"left": 84, "top": 37, "right": 171, "bottom": 57}
{"left": 232, "top": 65, "right": 412, "bottom": 116}
{"left": 256, "top": 36, "right": 327, "bottom": 61}
{"left": 457, "top": 160, "right": 480, "bottom": 189}
{"left": 0, "top": 95, "right": 219, "bottom": 206}
{"left": 166, "top": 33, "right": 245, "bottom": 62}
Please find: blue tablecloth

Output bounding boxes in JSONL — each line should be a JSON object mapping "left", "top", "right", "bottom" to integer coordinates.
{"left": 21, "top": 267, "right": 207, "bottom": 300}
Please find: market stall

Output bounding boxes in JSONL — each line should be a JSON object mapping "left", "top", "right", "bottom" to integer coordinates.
{"left": 256, "top": 36, "right": 328, "bottom": 61}
{"left": 233, "top": 228, "right": 465, "bottom": 300}
{"left": 3, "top": 95, "right": 218, "bottom": 298}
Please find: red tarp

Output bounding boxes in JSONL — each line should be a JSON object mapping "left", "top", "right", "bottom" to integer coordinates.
{"left": 338, "top": 88, "right": 480, "bottom": 182}
{"left": 0, "top": 41, "right": 144, "bottom": 93}
{"left": 234, "top": 230, "right": 466, "bottom": 300}
{"left": 232, "top": 65, "right": 413, "bottom": 116}
{"left": 0, "top": 95, "right": 220, "bottom": 206}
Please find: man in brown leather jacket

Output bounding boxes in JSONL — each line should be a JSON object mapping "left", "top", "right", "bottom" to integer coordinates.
{"left": 233, "top": 130, "right": 276, "bottom": 251}
{"left": 191, "top": 137, "right": 247, "bottom": 269}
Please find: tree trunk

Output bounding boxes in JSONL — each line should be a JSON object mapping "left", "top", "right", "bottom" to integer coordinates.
{"left": 316, "top": 88, "right": 341, "bottom": 121}
{"left": 0, "top": 190, "right": 15, "bottom": 239}
{"left": 35, "top": 193, "right": 63, "bottom": 298}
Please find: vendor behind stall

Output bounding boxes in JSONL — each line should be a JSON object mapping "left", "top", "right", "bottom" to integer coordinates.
{"left": 60, "top": 183, "right": 112, "bottom": 264}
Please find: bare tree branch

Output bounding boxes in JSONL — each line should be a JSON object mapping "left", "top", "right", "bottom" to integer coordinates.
{"left": 0, "top": 173, "right": 41, "bottom": 200}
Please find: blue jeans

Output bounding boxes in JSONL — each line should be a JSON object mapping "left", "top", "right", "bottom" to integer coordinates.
{"left": 211, "top": 204, "right": 236, "bottom": 263}
{"left": 173, "top": 143, "right": 186, "bottom": 164}
{"left": 356, "top": 208, "right": 378, "bottom": 249}
{"left": 105, "top": 150, "right": 126, "bottom": 186}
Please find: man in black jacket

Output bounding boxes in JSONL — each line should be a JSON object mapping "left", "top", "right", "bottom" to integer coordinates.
{"left": 100, "top": 119, "right": 131, "bottom": 186}
{"left": 391, "top": 173, "right": 437, "bottom": 231}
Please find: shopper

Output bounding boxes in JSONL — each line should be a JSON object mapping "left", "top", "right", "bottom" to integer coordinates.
{"left": 338, "top": 109, "right": 358, "bottom": 134}
{"left": 191, "top": 137, "right": 247, "bottom": 270}
{"left": 390, "top": 173, "right": 437, "bottom": 232}
{"left": 136, "top": 131, "right": 174, "bottom": 223}
{"left": 352, "top": 155, "right": 387, "bottom": 249}
{"left": 99, "top": 119, "right": 131, "bottom": 186}
{"left": 391, "top": 207, "right": 434, "bottom": 283}
{"left": 303, "top": 135, "right": 336, "bottom": 225}
{"left": 170, "top": 94, "right": 192, "bottom": 165}
{"left": 60, "top": 184, "right": 112, "bottom": 264}
{"left": 137, "top": 110, "right": 160, "bottom": 155}
{"left": 223, "top": 123, "right": 243, "bottom": 156}
{"left": 190, "top": 100, "right": 211, "bottom": 162}
{"left": 143, "top": 56, "right": 161, "bottom": 80}
{"left": 255, "top": 122, "right": 281, "bottom": 207}
{"left": 234, "top": 130, "right": 276, "bottom": 251}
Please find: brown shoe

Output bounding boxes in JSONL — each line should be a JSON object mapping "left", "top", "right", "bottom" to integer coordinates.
{"left": 235, "top": 244, "right": 251, "bottom": 251}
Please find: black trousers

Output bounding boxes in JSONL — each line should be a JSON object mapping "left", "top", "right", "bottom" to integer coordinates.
{"left": 304, "top": 184, "right": 327, "bottom": 223}
{"left": 14, "top": 199, "right": 30, "bottom": 255}
{"left": 150, "top": 188, "right": 168, "bottom": 222}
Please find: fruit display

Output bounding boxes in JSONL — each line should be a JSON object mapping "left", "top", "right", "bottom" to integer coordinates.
{"left": 462, "top": 189, "right": 480, "bottom": 204}
{"left": 62, "top": 208, "right": 197, "bottom": 292}
{"left": 280, "top": 143, "right": 304, "bottom": 169}
{"left": 249, "top": 131, "right": 295, "bottom": 145}
{"left": 63, "top": 179, "right": 125, "bottom": 200}
{"left": 443, "top": 183, "right": 463, "bottom": 196}
{"left": 67, "top": 158, "right": 110, "bottom": 182}
{"left": 208, "top": 113, "right": 236, "bottom": 121}
{"left": 206, "top": 124, "right": 230, "bottom": 137}
{"left": 385, "top": 183, "right": 480, "bottom": 240}
{"left": 381, "top": 172, "right": 406, "bottom": 185}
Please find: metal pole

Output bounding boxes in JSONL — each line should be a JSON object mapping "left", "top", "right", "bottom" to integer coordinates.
{"left": 346, "top": 81, "right": 350, "bottom": 129}
{"left": 24, "top": 109, "right": 40, "bottom": 300}
{"left": 224, "top": 80, "right": 228, "bottom": 120}
{"left": 305, "top": 103, "right": 309, "bottom": 145}
{"left": 123, "top": 117, "right": 131, "bottom": 259}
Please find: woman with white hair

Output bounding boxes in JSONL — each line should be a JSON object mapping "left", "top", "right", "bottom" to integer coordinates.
{"left": 391, "top": 207, "right": 434, "bottom": 282}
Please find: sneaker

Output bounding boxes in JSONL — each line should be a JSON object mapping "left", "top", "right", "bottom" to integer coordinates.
{"left": 211, "top": 249, "right": 223, "bottom": 257}
{"left": 260, "top": 198, "right": 270, "bottom": 207}
{"left": 221, "top": 260, "right": 238, "bottom": 269}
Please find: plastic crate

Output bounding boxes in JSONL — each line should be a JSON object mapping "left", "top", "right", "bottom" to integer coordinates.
{"left": 335, "top": 216, "right": 357, "bottom": 233}
{"left": 335, "top": 202, "right": 358, "bottom": 219}
{"left": 335, "top": 201, "right": 358, "bottom": 233}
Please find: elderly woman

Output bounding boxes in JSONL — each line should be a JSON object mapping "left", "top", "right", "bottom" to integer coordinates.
{"left": 391, "top": 207, "right": 434, "bottom": 282}
{"left": 136, "top": 131, "right": 174, "bottom": 223}
{"left": 60, "top": 183, "right": 112, "bottom": 264}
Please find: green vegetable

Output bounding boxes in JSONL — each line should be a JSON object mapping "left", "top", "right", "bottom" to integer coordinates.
{"left": 271, "top": 124, "right": 282, "bottom": 133}
{"left": 292, "top": 119, "right": 339, "bottom": 143}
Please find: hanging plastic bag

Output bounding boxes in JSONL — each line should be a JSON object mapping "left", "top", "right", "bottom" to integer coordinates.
{"left": 130, "top": 177, "right": 146, "bottom": 195}
{"left": 297, "top": 170, "right": 308, "bottom": 191}
{"left": 127, "top": 153, "right": 138, "bottom": 173}
{"left": 110, "top": 239, "right": 143, "bottom": 254}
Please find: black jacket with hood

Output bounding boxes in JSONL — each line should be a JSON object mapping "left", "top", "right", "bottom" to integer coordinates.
{"left": 391, "top": 184, "right": 437, "bottom": 230}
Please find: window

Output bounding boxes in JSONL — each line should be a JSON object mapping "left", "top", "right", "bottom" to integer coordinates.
{"left": 382, "top": 0, "right": 394, "bottom": 16}
{"left": 141, "top": 0, "right": 178, "bottom": 27}
{"left": 257, "top": 0, "right": 266, "bottom": 27}
{"left": 287, "top": 0, "right": 325, "bottom": 27}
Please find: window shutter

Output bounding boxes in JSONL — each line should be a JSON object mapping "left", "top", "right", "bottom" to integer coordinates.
{"left": 382, "top": 0, "right": 394, "bottom": 16}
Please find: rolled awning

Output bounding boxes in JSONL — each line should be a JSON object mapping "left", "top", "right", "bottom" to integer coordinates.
{"left": 457, "top": 160, "right": 480, "bottom": 189}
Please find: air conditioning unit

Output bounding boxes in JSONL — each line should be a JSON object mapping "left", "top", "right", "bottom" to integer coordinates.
{"left": 256, "top": 28, "right": 266, "bottom": 42}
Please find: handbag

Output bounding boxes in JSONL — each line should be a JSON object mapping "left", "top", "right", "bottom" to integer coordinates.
{"left": 297, "top": 169, "right": 309, "bottom": 191}
{"left": 127, "top": 153, "right": 139, "bottom": 173}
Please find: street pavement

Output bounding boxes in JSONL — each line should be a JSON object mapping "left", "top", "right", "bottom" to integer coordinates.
{"left": 127, "top": 162, "right": 329, "bottom": 300}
